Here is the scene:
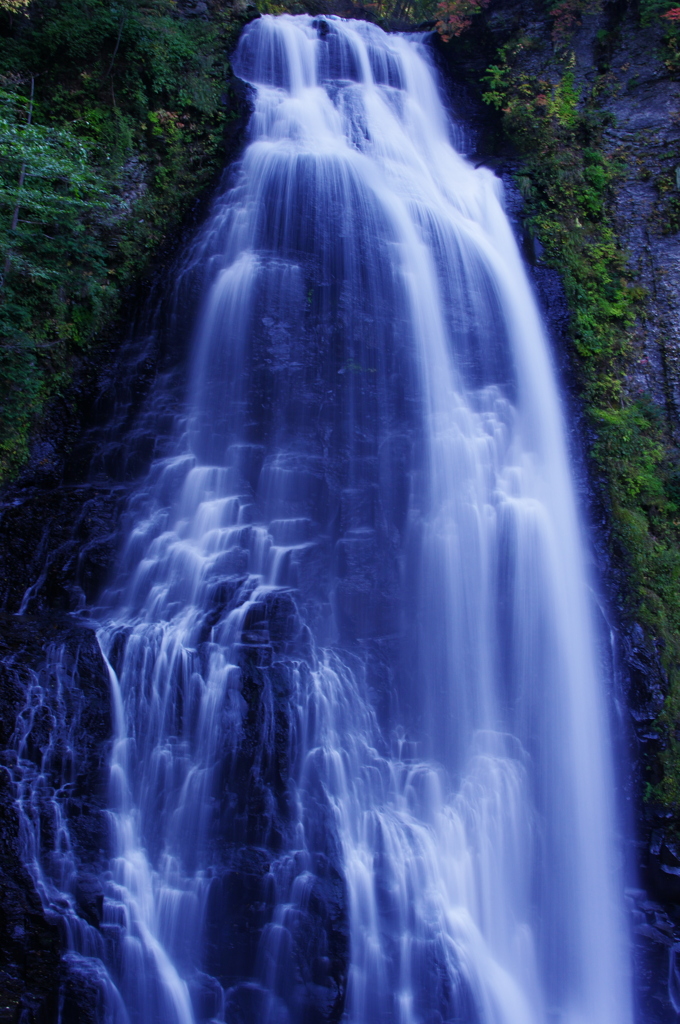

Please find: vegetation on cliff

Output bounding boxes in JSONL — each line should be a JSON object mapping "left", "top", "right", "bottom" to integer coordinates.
{"left": 462, "top": 0, "right": 680, "bottom": 823}
{"left": 0, "top": 0, "right": 259, "bottom": 481}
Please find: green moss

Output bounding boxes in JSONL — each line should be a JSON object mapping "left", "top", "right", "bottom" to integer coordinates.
{"left": 483, "top": 31, "right": 680, "bottom": 822}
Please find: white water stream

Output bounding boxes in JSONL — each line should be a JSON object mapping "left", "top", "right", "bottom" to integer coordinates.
{"left": 13, "top": 15, "right": 633, "bottom": 1024}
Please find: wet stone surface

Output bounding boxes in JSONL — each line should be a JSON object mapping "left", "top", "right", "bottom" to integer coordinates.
{"left": 0, "top": 616, "right": 111, "bottom": 1024}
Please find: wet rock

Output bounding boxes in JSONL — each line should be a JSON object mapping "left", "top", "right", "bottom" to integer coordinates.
{"left": 0, "top": 765, "right": 61, "bottom": 1024}
{"left": 73, "top": 874, "right": 104, "bottom": 929}
{"left": 0, "top": 36, "right": 255, "bottom": 1021}
{"left": 294, "top": 864, "right": 348, "bottom": 1023}
{"left": 189, "top": 971, "right": 224, "bottom": 1021}
{"left": 206, "top": 853, "right": 349, "bottom": 1024}
{"left": 0, "top": 616, "right": 112, "bottom": 1022}
{"left": 649, "top": 836, "right": 680, "bottom": 904}
{"left": 0, "top": 486, "right": 126, "bottom": 614}
{"left": 59, "top": 954, "right": 113, "bottom": 1024}
{"left": 204, "top": 850, "right": 274, "bottom": 985}
{"left": 624, "top": 883, "right": 680, "bottom": 1022}
{"left": 223, "top": 982, "right": 290, "bottom": 1024}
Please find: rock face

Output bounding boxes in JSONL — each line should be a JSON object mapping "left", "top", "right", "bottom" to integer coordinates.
{"left": 599, "top": 14, "right": 680, "bottom": 433}
{"left": 590, "top": 48, "right": 680, "bottom": 1004}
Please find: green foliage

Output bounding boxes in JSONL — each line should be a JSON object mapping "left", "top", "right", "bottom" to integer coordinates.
{"left": 482, "top": 45, "right": 636, "bottom": 391}
{"left": 0, "top": 0, "right": 250, "bottom": 481}
{"left": 548, "top": 0, "right": 586, "bottom": 47}
{"left": 638, "top": 0, "right": 680, "bottom": 72}
{"left": 0, "top": 83, "right": 115, "bottom": 474}
{"left": 640, "top": 0, "right": 677, "bottom": 26}
{"left": 0, "top": 88, "right": 110, "bottom": 298}
{"left": 0, "top": 0, "right": 30, "bottom": 16}
{"left": 435, "top": 0, "right": 489, "bottom": 42}
{"left": 344, "top": 0, "right": 441, "bottom": 27}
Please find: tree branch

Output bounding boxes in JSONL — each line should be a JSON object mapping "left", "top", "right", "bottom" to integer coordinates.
{"left": 104, "top": 17, "right": 126, "bottom": 80}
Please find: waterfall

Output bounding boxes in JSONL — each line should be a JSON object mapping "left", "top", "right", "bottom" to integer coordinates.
{"left": 11, "top": 14, "right": 632, "bottom": 1024}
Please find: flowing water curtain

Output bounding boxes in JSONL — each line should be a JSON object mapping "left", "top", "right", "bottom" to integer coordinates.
{"left": 10, "top": 15, "right": 633, "bottom": 1024}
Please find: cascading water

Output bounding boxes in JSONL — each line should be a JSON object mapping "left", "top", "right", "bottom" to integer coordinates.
{"left": 10, "top": 14, "right": 633, "bottom": 1024}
